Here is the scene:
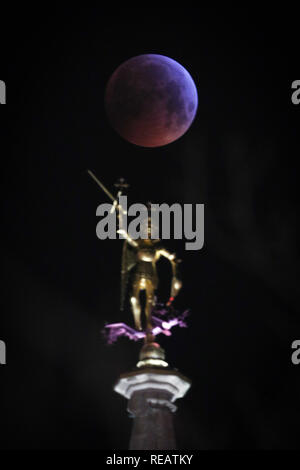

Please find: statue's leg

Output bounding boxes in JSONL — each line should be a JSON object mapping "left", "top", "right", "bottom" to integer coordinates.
{"left": 130, "top": 283, "right": 142, "bottom": 330}
{"left": 145, "top": 280, "right": 155, "bottom": 331}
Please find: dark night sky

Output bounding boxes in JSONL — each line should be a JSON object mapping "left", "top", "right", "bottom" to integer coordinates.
{"left": 0, "top": 7, "right": 299, "bottom": 450}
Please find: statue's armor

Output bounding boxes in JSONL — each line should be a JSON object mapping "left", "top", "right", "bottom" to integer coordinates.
{"left": 134, "top": 243, "right": 158, "bottom": 288}
{"left": 121, "top": 236, "right": 180, "bottom": 333}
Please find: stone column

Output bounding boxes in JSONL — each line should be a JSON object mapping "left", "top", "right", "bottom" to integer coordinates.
{"left": 114, "top": 342, "right": 191, "bottom": 450}
{"left": 128, "top": 388, "right": 177, "bottom": 450}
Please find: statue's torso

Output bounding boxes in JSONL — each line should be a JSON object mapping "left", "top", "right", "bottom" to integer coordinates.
{"left": 134, "top": 242, "right": 159, "bottom": 285}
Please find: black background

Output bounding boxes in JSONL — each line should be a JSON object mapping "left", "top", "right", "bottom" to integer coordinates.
{"left": 0, "top": 7, "right": 299, "bottom": 450}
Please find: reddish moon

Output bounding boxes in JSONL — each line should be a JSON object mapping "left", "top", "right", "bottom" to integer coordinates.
{"left": 105, "top": 54, "right": 198, "bottom": 148}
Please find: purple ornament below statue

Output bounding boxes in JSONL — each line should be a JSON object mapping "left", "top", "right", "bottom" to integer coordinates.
{"left": 103, "top": 305, "right": 189, "bottom": 344}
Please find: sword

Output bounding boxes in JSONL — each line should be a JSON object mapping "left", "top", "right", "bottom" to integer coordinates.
{"left": 87, "top": 169, "right": 126, "bottom": 215}
{"left": 87, "top": 170, "right": 116, "bottom": 203}
{"left": 87, "top": 170, "right": 137, "bottom": 246}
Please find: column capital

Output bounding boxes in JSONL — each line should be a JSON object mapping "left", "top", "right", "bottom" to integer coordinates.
{"left": 114, "top": 368, "right": 191, "bottom": 403}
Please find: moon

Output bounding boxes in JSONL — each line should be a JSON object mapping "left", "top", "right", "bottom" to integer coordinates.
{"left": 105, "top": 54, "right": 198, "bottom": 148}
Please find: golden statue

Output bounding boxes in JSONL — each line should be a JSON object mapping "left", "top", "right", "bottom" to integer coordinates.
{"left": 87, "top": 171, "right": 182, "bottom": 339}
{"left": 120, "top": 221, "right": 182, "bottom": 334}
